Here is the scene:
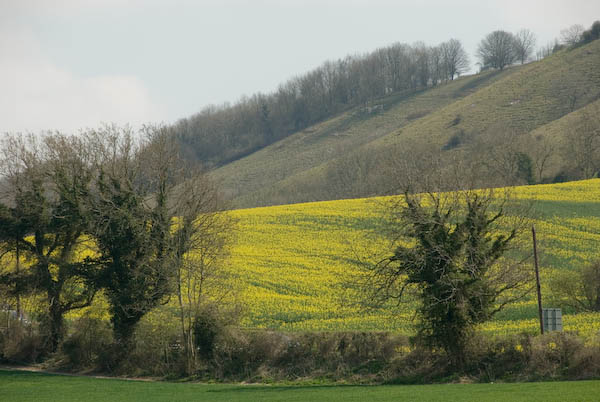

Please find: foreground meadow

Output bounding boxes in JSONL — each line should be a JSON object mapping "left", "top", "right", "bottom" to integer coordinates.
{"left": 1, "top": 369, "right": 599, "bottom": 402}
{"left": 226, "top": 179, "right": 600, "bottom": 336}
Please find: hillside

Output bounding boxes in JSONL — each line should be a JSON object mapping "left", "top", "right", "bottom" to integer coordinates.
{"left": 526, "top": 98, "right": 600, "bottom": 178}
{"left": 218, "top": 179, "right": 600, "bottom": 335}
{"left": 211, "top": 40, "right": 600, "bottom": 208}
{"left": 211, "top": 69, "right": 516, "bottom": 203}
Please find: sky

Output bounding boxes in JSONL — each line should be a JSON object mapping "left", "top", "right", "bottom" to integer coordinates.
{"left": 2, "top": 0, "right": 599, "bottom": 134}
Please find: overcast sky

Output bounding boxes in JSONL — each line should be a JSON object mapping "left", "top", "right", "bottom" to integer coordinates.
{"left": 2, "top": 0, "right": 599, "bottom": 133}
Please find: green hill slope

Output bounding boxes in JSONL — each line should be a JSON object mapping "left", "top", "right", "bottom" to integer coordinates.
{"left": 525, "top": 98, "right": 600, "bottom": 179}
{"left": 211, "top": 69, "right": 517, "bottom": 205}
{"left": 212, "top": 40, "right": 600, "bottom": 208}
{"left": 372, "top": 40, "right": 600, "bottom": 148}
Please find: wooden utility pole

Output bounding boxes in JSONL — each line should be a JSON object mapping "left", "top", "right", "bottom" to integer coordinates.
{"left": 16, "top": 239, "right": 22, "bottom": 322}
{"left": 532, "top": 224, "right": 544, "bottom": 334}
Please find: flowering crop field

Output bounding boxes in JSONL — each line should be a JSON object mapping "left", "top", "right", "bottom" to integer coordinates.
{"left": 226, "top": 179, "right": 600, "bottom": 337}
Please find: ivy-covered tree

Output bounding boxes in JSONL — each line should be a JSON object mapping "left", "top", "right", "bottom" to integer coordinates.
{"left": 84, "top": 126, "right": 170, "bottom": 351}
{"left": 366, "top": 190, "right": 531, "bottom": 367}
{"left": 85, "top": 124, "right": 227, "bottom": 357}
{"left": 0, "top": 134, "right": 98, "bottom": 352}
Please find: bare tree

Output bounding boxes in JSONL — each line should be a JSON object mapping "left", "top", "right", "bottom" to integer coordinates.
{"left": 560, "top": 24, "right": 585, "bottom": 46}
{"left": 527, "top": 134, "right": 556, "bottom": 183}
{"left": 536, "top": 41, "right": 557, "bottom": 60}
{"left": 551, "top": 260, "right": 600, "bottom": 312}
{"left": 477, "top": 30, "right": 516, "bottom": 70}
{"left": 562, "top": 103, "right": 600, "bottom": 179}
{"left": 428, "top": 45, "right": 444, "bottom": 85}
{"left": 513, "top": 29, "right": 537, "bottom": 64}
{"left": 470, "top": 127, "right": 535, "bottom": 186}
{"left": 440, "top": 38, "right": 470, "bottom": 80}
{"left": 170, "top": 163, "right": 236, "bottom": 374}
{"left": 412, "top": 42, "right": 432, "bottom": 88}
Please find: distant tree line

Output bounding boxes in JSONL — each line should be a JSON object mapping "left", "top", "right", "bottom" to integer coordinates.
{"left": 173, "top": 21, "right": 600, "bottom": 172}
{"left": 173, "top": 38, "right": 469, "bottom": 167}
{"left": 476, "top": 20, "right": 600, "bottom": 71}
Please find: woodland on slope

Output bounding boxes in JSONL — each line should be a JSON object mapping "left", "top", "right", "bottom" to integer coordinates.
{"left": 172, "top": 22, "right": 600, "bottom": 208}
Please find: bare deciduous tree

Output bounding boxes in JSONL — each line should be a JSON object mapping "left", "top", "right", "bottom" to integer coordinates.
{"left": 470, "top": 128, "right": 535, "bottom": 186}
{"left": 527, "top": 134, "right": 556, "bottom": 183}
{"left": 560, "top": 24, "right": 585, "bottom": 46}
{"left": 171, "top": 163, "right": 236, "bottom": 374}
{"left": 513, "top": 29, "right": 537, "bottom": 64}
{"left": 551, "top": 260, "right": 600, "bottom": 312}
{"left": 477, "top": 30, "right": 516, "bottom": 70}
{"left": 562, "top": 103, "right": 600, "bottom": 179}
{"left": 536, "top": 41, "right": 557, "bottom": 61}
{"left": 440, "top": 38, "right": 470, "bottom": 80}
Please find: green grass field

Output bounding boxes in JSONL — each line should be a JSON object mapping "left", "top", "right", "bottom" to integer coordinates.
{"left": 1, "top": 369, "right": 599, "bottom": 402}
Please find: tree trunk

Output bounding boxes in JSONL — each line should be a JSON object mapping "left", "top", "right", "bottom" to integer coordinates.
{"left": 47, "top": 291, "right": 64, "bottom": 353}
{"left": 111, "top": 308, "right": 143, "bottom": 358}
{"left": 15, "top": 240, "right": 21, "bottom": 321}
{"left": 177, "top": 266, "right": 194, "bottom": 375}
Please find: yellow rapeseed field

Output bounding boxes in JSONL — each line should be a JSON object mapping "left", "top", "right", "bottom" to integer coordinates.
{"left": 226, "top": 179, "right": 600, "bottom": 337}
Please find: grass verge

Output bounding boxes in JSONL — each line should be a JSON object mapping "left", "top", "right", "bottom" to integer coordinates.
{"left": 1, "top": 369, "right": 599, "bottom": 402}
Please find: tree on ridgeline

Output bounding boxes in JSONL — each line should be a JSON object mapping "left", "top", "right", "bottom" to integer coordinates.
{"left": 560, "top": 24, "right": 585, "bottom": 46}
{"left": 580, "top": 20, "right": 600, "bottom": 44}
{"left": 476, "top": 30, "right": 517, "bottom": 70}
{"left": 440, "top": 39, "right": 470, "bottom": 80}
{"left": 174, "top": 37, "right": 475, "bottom": 168}
{"left": 513, "top": 29, "right": 536, "bottom": 64}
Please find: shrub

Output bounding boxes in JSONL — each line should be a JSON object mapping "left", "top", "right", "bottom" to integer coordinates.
{"left": 442, "top": 130, "right": 468, "bottom": 150}
{"left": 447, "top": 114, "right": 462, "bottom": 128}
{"left": 406, "top": 110, "right": 430, "bottom": 121}
{"left": 60, "top": 316, "right": 112, "bottom": 370}
{"left": 193, "top": 311, "right": 222, "bottom": 361}
{"left": 1, "top": 321, "right": 45, "bottom": 364}
{"left": 125, "top": 310, "right": 181, "bottom": 377}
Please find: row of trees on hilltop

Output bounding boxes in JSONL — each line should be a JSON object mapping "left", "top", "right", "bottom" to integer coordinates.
{"left": 173, "top": 26, "right": 570, "bottom": 170}
{"left": 174, "top": 38, "right": 471, "bottom": 167}
{"left": 476, "top": 22, "right": 600, "bottom": 71}
{"left": 173, "top": 22, "right": 600, "bottom": 173}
